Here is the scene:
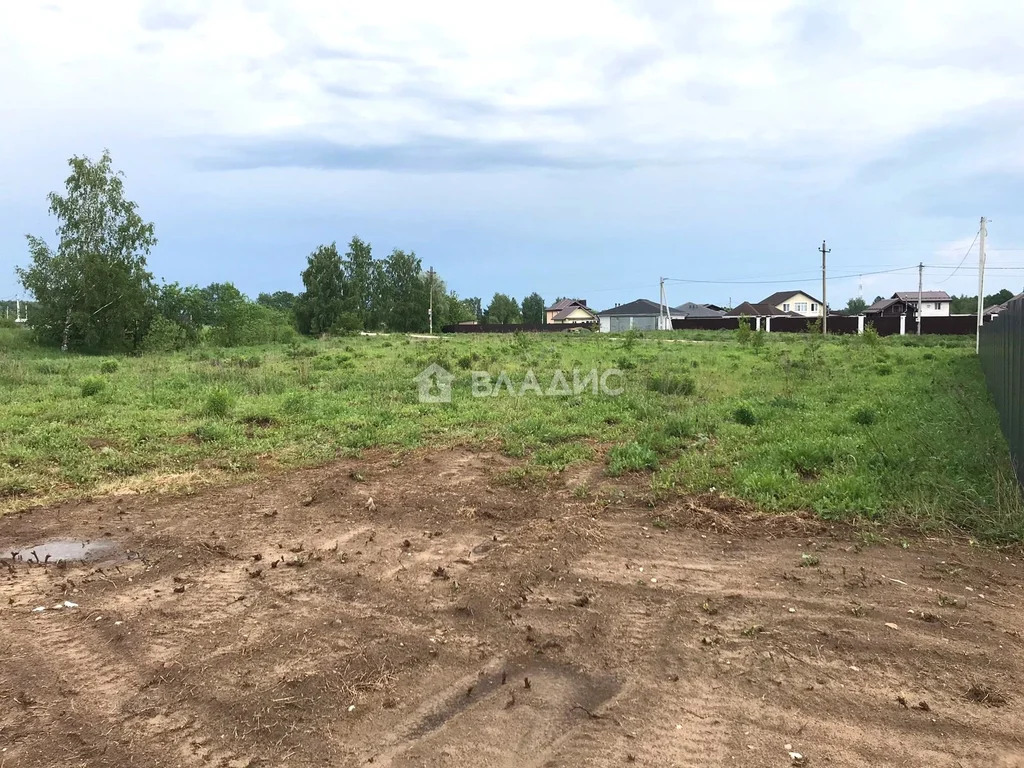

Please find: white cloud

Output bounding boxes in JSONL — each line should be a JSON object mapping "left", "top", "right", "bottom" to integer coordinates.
{"left": 2, "top": 0, "right": 1023, "bottom": 166}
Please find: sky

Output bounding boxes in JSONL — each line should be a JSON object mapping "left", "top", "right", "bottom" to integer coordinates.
{"left": 2, "top": 0, "right": 1024, "bottom": 312}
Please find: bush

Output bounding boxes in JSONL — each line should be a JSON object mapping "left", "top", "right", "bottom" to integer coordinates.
{"left": 143, "top": 315, "right": 189, "bottom": 352}
{"left": 663, "top": 414, "right": 696, "bottom": 439}
{"left": 733, "top": 403, "right": 757, "bottom": 426}
{"left": 80, "top": 376, "right": 106, "bottom": 397}
{"left": 621, "top": 329, "right": 642, "bottom": 351}
{"left": 202, "top": 389, "right": 234, "bottom": 417}
{"left": 862, "top": 324, "right": 880, "bottom": 347}
{"left": 736, "top": 317, "right": 752, "bottom": 346}
{"left": 607, "top": 442, "right": 659, "bottom": 475}
{"left": 851, "top": 406, "right": 877, "bottom": 426}
{"left": 100, "top": 359, "right": 119, "bottom": 374}
{"left": 751, "top": 329, "right": 767, "bottom": 353}
{"left": 648, "top": 373, "right": 696, "bottom": 396}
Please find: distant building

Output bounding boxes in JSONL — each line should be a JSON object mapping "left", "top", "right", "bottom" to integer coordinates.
{"left": 759, "top": 291, "right": 824, "bottom": 318}
{"left": 865, "top": 291, "right": 951, "bottom": 318}
{"left": 545, "top": 298, "right": 597, "bottom": 325}
{"left": 892, "top": 291, "right": 951, "bottom": 317}
{"left": 672, "top": 302, "right": 726, "bottom": 319}
{"left": 724, "top": 301, "right": 801, "bottom": 318}
{"left": 596, "top": 299, "right": 668, "bottom": 332}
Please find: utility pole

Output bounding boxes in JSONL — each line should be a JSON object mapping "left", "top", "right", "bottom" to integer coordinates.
{"left": 658, "top": 277, "right": 668, "bottom": 331}
{"left": 427, "top": 267, "right": 435, "bottom": 334}
{"left": 917, "top": 262, "right": 923, "bottom": 335}
{"left": 976, "top": 217, "right": 987, "bottom": 354}
{"left": 819, "top": 240, "right": 830, "bottom": 334}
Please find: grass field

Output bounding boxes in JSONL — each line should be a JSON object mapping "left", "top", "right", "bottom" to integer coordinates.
{"left": 1, "top": 325, "right": 1020, "bottom": 539}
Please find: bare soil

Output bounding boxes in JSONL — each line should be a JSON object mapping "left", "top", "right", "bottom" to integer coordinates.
{"left": 2, "top": 448, "right": 1023, "bottom": 767}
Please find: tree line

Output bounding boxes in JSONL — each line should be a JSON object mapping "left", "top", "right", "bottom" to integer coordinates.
{"left": 14, "top": 152, "right": 557, "bottom": 353}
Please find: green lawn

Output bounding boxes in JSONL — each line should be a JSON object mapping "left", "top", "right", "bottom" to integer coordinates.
{"left": 0, "top": 326, "right": 1019, "bottom": 539}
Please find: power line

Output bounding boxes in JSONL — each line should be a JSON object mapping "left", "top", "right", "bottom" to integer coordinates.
{"left": 936, "top": 230, "right": 979, "bottom": 284}
{"left": 663, "top": 265, "right": 916, "bottom": 286}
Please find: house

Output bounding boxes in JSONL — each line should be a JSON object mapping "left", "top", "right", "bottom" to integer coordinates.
{"left": 759, "top": 290, "right": 824, "bottom": 318}
{"left": 724, "top": 301, "right": 800, "bottom": 318}
{"left": 672, "top": 302, "right": 726, "bottom": 318}
{"left": 545, "top": 298, "right": 597, "bottom": 325}
{"left": 596, "top": 299, "right": 671, "bottom": 332}
{"left": 984, "top": 292, "right": 1024, "bottom": 319}
{"left": 863, "top": 297, "right": 911, "bottom": 316}
{"left": 892, "top": 291, "right": 951, "bottom": 317}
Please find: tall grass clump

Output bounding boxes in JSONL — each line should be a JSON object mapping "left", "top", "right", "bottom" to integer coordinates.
{"left": 202, "top": 388, "right": 234, "bottom": 417}
{"left": 80, "top": 376, "right": 106, "bottom": 397}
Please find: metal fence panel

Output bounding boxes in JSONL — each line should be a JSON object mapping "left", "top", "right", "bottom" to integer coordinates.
{"left": 980, "top": 297, "right": 1024, "bottom": 484}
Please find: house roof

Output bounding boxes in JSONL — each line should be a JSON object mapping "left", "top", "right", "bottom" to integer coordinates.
{"left": 893, "top": 291, "right": 951, "bottom": 302}
{"left": 551, "top": 304, "right": 596, "bottom": 321}
{"left": 726, "top": 301, "right": 799, "bottom": 317}
{"left": 596, "top": 298, "right": 663, "bottom": 317}
{"left": 760, "top": 290, "right": 823, "bottom": 307}
{"left": 672, "top": 302, "right": 726, "bottom": 318}
{"left": 864, "top": 298, "right": 901, "bottom": 313}
{"left": 546, "top": 298, "right": 589, "bottom": 312}
{"left": 984, "top": 292, "right": 1024, "bottom": 315}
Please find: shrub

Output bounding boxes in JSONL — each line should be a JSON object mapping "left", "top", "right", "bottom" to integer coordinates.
{"left": 621, "top": 329, "right": 642, "bottom": 351}
{"left": 143, "top": 315, "right": 189, "bottom": 352}
{"left": 607, "top": 442, "right": 659, "bottom": 476}
{"left": 862, "top": 324, "right": 880, "bottom": 347}
{"left": 735, "top": 317, "right": 752, "bottom": 346}
{"left": 751, "top": 329, "right": 767, "bottom": 353}
{"left": 733, "top": 403, "right": 757, "bottom": 426}
{"left": 100, "top": 359, "right": 119, "bottom": 374}
{"left": 648, "top": 373, "right": 696, "bottom": 396}
{"left": 875, "top": 363, "right": 893, "bottom": 376}
{"left": 202, "top": 389, "right": 234, "bottom": 417}
{"left": 663, "top": 414, "right": 696, "bottom": 439}
{"left": 851, "top": 406, "right": 877, "bottom": 426}
{"left": 617, "top": 356, "right": 637, "bottom": 370}
{"left": 80, "top": 376, "right": 106, "bottom": 397}
{"left": 191, "top": 422, "right": 230, "bottom": 443}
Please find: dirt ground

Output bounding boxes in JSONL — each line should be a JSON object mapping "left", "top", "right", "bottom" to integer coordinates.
{"left": 2, "top": 448, "right": 1023, "bottom": 767}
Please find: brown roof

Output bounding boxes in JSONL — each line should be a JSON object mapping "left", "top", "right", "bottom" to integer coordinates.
{"left": 551, "top": 305, "right": 596, "bottom": 321}
{"left": 546, "top": 298, "right": 589, "bottom": 312}
{"left": 892, "top": 291, "right": 951, "bottom": 302}
{"left": 760, "top": 290, "right": 823, "bottom": 307}
{"left": 727, "top": 301, "right": 798, "bottom": 317}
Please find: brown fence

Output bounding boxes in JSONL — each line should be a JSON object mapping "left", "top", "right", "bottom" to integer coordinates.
{"left": 670, "top": 317, "right": 745, "bottom": 331}
{"left": 916, "top": 315, "right": 978, "bottom": 335}
{"left": 865, "top": 316, "right": 902, "bottom": 336}
{"left": 442, "top": 323, "right": 596, "bottom": 334}
{"left": 980, "top": 298, "right": 1024, "bottom": 484}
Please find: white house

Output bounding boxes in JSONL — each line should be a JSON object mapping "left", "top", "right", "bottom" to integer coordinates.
{"left": 892, "top": 291, "right": 951, "bottom": 317}
{"left": 759, "top": 290, "right": 823, "bottom": 318}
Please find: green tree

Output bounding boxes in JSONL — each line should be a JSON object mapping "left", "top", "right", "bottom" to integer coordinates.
{"left": 462, "top": 297, "right": 483, "bottom": 322}
{"left": 296, "top": 243, "right": 346, "bottom": 335}
{"left": 379, "top": 249, "right": 428, "bottom": 332}
{"left": 17, "top": 150, "right": 157, "bottom": 352}
{"left": 484, "top": 293, "right": 521, "bottom": 324}
{"left": 257, "top": 291, "right": 298, "bottom": 313}
{"left": 844, "top": 297, "right": 867, "bottom": 315}
{"left": 341, "top": 236, "right": 375, "bottom": 329}
{"left": 521, "top": 292, "right": 545, "bottom": 325}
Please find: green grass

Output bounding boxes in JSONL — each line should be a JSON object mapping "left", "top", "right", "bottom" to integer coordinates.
{"left": 0, "top": 326, "right": 1020, "bottom": 539}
